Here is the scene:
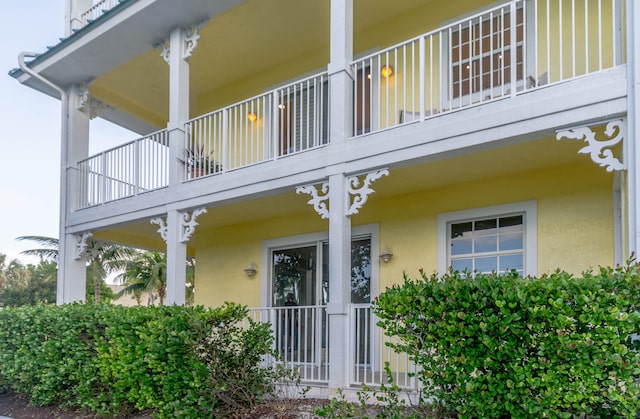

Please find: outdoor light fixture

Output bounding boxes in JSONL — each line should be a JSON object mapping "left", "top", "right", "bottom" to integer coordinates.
{"left": 379, "top": 246, "right": 394, "bottom": 263}
{"left": 244, "top": 262, "right": 258, "bottom": 277}
{"left": 247, "top": 112, "right": 258, "bottom": 122}
{"left": 278, "top": 103, "right": 286, "bottom": 110}
{"left": 380, "top": 65, "right": 393, "bottom": 78}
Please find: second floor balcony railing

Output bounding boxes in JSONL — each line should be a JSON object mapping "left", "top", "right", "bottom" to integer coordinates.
{"left": 75, "top": 0, "right": 625, "bottom": 209}
{"left": 184, "top": 72, "right": 329, "bottom": 180}
{"left": 352, "top": 0, "right": 625, "bottom": 136}
{"left": 78, "top": 0, "right": 123, "bottom": 29}
{"left": 77, "top": 129, "right": 169, "bottom": 209}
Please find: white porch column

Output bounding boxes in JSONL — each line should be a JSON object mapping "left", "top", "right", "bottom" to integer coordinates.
{"left": 327, "top": 173, "right": 351, "bottom": 390}
{"left": 327, "top": 0, "right": 353, "bottom": 391}
{"left": 627, "top": 0, "right": 640, "bottom": 257}
{"left": 57, "top": 85, "right": 90, "bottom": 304}
{"left": 166, "top": 26, "right": 190, "bottom": 187}
{"left": 165, "top": 210, "right": 187, "bottom": 305}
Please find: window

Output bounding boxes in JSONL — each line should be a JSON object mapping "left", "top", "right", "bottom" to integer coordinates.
{"left": 450, "top": 5, "right": 524, "bottom": 99}
{"left": 438, "top": 201, "right": 537, "bottom": 276}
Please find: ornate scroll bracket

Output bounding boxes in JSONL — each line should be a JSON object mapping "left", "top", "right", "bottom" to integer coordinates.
{"left": 296, "top": 182, "right": 330, "bottom": 219}
{"left": 77, "top": 83, "right": 111, "bottom": 119}
{"left": 74, "top": 232, "right": 93, "bottom": 260}
{"left": 183, "top": 21, "right": 207, "bottom": 60}
{"left": 181, "top": 208, "right": 207, "bottom": 242}
{"left": 155, "top": 20, "right": 208, "bottom": 64}
{"left": 346, "top": 168, "right": 389, "bottom": 216}
{"left": 150, "top": 217, "right": 168, "bottom": 243}
{"left": 556, "top": 119, "right": 626, "bottom": 172}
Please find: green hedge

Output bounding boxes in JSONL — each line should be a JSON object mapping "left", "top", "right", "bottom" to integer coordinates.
{"left": 0, "top": 302, "right": 275, "bottom": 418}
{"left": 374, "top": 265, "right": 640, "bottom": 418}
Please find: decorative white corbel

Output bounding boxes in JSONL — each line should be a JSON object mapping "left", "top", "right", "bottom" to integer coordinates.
{"left": 77, "top": 83, "right": 110, "bottom": 119}
{"left": 155, "top": 20, "right": 207, "bottom": 64}
{"left": 183, "top": 20, "right": 207, "bottom": 60}
{"left": 556, "top": 119, "right": 626, "bottom": 172}
{"left": 74, "top": 232, "right": 93, "bottom": 260}
{"left": 346, "top": 168, "right": 390, "bottom": 216}
{"left": 181, "top": 208, "right": 207, "bottom": 242}
{"left": 154, "top": 40, "right": 171, "bottom": 64}
{"left": 296, "top": 182, "right": 330, "bottom": 219}
{"left": 150, "top": 217, "right": 168, "bottom": 243}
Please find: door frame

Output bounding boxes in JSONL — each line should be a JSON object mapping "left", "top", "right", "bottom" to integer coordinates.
{"left": 260, "top": 224, "right": 380, "bottom": 308}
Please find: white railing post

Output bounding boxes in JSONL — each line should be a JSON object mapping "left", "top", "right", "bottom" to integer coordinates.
{"left": 272, "top": 91, "right": 279, "bottom": 160}
{"left": 222, "top": 108, "right": 229, "bottom": 172}
{"left": 510, "top": 1, "right": 518, "bottom": 97}
{"left": 100, "top": 152, "right": 107, "bottom": 205}
{"left": 419, "top": 36, "right": 426, "bottom": 120}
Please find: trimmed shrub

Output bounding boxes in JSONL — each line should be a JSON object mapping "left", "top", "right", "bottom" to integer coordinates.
{"left": 374, "top": 265, "right": 640, "bottom": 418}
{"left": 0, "top": 302, "right": 281, "bottom": 418}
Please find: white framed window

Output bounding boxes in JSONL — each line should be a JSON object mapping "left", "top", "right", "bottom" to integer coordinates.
{"left": 438, "top": 201, "right": 537, "bottom": 276}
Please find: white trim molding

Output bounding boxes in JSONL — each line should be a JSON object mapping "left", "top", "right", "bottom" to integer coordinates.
{"left": 437, "top": 201, "right": 538, "bottom": 276}
{"left": 556, "top": 118, "right": 626, "bottom": 172}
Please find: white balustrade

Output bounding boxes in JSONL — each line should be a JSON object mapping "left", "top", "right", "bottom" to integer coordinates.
{"left": 185, "top": 73, "right": 329, "bottom": 180}
{"left": 79, "top": 0, "right": 122, "bottom": 28}
{"left": 349, "top": 304, "right": 419, "bottom": 390}
{"left": 247, "top": 305, "right": 330, "bottom": 384}
{"left": 77, "top": 129, "right": 169, "bottom": 208}
{"left": 352, "top": 0, "right": 624, "bottom": 137}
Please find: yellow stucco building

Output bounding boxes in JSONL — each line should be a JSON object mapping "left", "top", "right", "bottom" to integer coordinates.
{"left": 11, "top": 0, "right": 633, "bottom": 392}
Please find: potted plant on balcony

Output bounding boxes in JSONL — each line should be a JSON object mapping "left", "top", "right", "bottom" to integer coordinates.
{"left": 185, "top": 146, "right": 221, "bottom": 178}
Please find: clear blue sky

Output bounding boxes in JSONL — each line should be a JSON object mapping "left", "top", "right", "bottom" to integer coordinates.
{"left": 0, "top": 1, "right": 134, "bottom": 264}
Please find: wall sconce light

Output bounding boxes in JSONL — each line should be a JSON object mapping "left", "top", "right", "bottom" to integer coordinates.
{"left": 247, "top": 112, "right": 258, "bottom": 122}
{"left": 380, "top": 65, "right": 393, "bottom": 78}
{"left": 278, "top": 103, "right": 286, "bottom": 110}
{"left": 244, "top": 262, "right": 258, "bottom": 277}
{"left": 379, "top": 246, "right": 394, "bottom": 263}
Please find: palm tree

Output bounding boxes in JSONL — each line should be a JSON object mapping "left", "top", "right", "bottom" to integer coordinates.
{"left": 16, "top": 236, "right": 59, "bottom": 262}
{"left": 16, "top": 236, "right": 134, "bottom": 303}
{"left": 116, "top": 251, "right": 167, "bottom": 305}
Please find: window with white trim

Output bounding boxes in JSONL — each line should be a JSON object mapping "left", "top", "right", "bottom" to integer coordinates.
{"left": 438, "top": 201, "right": 537, "bottom": 276}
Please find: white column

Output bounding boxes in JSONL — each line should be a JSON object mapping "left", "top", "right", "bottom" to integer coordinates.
{"left": 328, "top": 0, "right": 354, "bottom": 144}
{"left": 327, "top": 173, "right": 351, "bottom": 390}
{"left": 327, "top": 0, "right": 353, "bottom": 391}
{"left": 162, "top": 26, "right": 192, "bottom": 305}
{"left": 627, "top": 0, "right": 640, "bottom": 257}
{"left": 57, "top": 85, "right": 90, "bottom": 304}
{"left": 167, "top": 26, "right": 190, "bottom": 187}
{"left": 165, "top": 210, "right": 187, "bottom": 305}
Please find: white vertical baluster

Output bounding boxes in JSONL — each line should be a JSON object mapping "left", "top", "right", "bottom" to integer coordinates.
{"left": 571, "top": 0, "right": 576, "bottom": 78}
{"left": 510, "top": 2, "right": 517, "bottom": 96}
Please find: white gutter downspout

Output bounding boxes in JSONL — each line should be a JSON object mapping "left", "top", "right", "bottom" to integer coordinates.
{"left": 18, "top": 52, "right": 72, "bottom": 304}
{"left": 627, "top": 1, "right": 640, "bottom": 258}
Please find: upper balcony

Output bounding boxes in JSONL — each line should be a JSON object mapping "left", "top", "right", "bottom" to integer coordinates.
{"left": 21, "top": 0, "right": 626, "bottom": 210}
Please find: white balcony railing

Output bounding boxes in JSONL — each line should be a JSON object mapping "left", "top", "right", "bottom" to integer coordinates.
{"left": 247, "top": 306, "right": 330, "bottom": 384}
{"left": 77, "top": 129, "right": 169, "bottom": 208}
{"left": 350, "top": 304, "right": 419, "bottom": 390}
{"left": 352, "top": 0, "right": 624, "bottom": 137}
{"left": 78, "top": 0, "right": 122, "bottom": 29}
{"left": 246, "top": 304, "right": 418, "bottom": 390}
{"left": 185, "top": 72, "right": 329, "bottom": 180}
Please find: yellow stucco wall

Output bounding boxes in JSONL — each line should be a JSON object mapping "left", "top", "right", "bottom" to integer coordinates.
{"left": 194, "top": 160, "right": 613, "bottom": 308}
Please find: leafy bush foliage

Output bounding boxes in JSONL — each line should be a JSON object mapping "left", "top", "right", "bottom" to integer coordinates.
{"left": 374, "top": 265, "right": 640, "bottom": 418}
{"left": 0, "top": 302, "right": 286, "bottom": 418}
